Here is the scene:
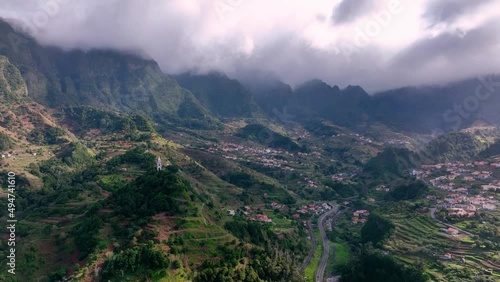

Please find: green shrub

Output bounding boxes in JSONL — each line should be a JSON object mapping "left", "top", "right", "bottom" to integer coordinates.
{"left": 0, "top": 132, "right": 13, "bottom": 151}
{"left": 100, "top": 242, "right": 169, "bottom": 281}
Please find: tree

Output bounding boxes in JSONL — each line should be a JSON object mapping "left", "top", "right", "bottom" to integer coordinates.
{"left": 386, "top": 181, "right": 429, "bottom": 201}
{"left": 0, "top": 132, "right": 13, "bottom": 151}
{"left": 361, "top": 213, "right": 395, "bottom": 246}
{"left": 340, "top": 246, "right": 428, "bottom": 282}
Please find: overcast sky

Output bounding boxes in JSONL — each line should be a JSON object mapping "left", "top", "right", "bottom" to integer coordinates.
{"left": 1, "top": 0, "right": 499, "bottom": 92}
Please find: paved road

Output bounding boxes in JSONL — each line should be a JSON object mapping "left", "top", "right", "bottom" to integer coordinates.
{"left": 430, "top": 207, "right": 475, "bottom": 236}
{"left": 423, "top": 180, "right": 477, "bottom": 238}
{"left": 301, "top": 216, "right": 317, "bottom": 270}
{"left": 315, "top": 207, "right": 341, "bottom": 282}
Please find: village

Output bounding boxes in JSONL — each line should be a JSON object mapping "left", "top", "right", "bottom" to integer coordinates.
{"left": 412, "top": 157, "right": 499, "bottom": 221}
{"left": 206, "top": 141, "right": 312, "bottom": 170}
{"left": 225, "top": 200, "right": 335, "bottom": 227}
{"left": 198, "top": 140, "right": 334, "bottom": 190}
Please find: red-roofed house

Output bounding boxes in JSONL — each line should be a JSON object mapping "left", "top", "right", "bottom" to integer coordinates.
{"left": 446, "top": 228, "right": 459, "bottom": 235}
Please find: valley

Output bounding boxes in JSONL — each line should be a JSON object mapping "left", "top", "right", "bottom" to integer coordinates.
{"left": 0, "top": 17, "right": 499, "bottom": 282}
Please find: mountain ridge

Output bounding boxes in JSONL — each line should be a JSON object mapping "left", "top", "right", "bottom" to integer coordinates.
{"left": 3, "top": 18, "right": 500, "bottom": 134}
{"left": 0, "top": 18, "right": 220, "bottom": 130}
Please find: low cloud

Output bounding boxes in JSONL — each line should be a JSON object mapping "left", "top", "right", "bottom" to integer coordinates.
{"left": 332, "top": 0, "right": 375, "bottom": 24}
{"left": 0, "top": 0, "right": 499, "bottom": 93}
{"left": 423, "top": 0, "right": 493, "bottom": 27}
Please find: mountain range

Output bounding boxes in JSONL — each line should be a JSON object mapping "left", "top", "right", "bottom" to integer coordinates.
{"left": 2, "top": 18, "right": 500, "bottom": 134}
{"left": 1, "top": 17, "right": 500, "bottom": 282}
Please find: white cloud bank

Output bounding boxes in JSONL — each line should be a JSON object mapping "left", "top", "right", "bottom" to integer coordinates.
{"left": 1, "top": 0, "right": 500, "bottom": 92}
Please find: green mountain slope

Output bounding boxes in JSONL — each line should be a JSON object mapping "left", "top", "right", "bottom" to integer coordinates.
{"left": 0, "top": 19, "right": 218, "bottom": 129}
{"left": 0, "top": 109, "right": 307, "bottom": 281}
{"left": 174, "top": 72, "right": 262, "bottom": 118}
{"left": 424, "top": 132, "right": 489, "bottom": 162}
{"left": 0, "top": 55, "right": 27, "bottom": 102}
{"left": 236, "top": 123, "right": 302, "bottom": 152}
{"left": 479, "top": 138, "right": 500, "bottom": 158}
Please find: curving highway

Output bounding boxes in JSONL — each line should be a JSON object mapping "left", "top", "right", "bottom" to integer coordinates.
{"left": 314, "top": 207, "right": 341, "bottom": 282}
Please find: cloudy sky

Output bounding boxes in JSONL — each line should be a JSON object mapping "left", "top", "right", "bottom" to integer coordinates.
{"left": 1, "top": 0, "right": 500, "bottom": 92}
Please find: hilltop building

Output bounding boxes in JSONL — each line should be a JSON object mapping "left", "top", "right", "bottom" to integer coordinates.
{"left": 157, "top": 157, "right": 162, "bottom": 171}
{"left": 156, "top": 156, "right": 172, "bottom": 171}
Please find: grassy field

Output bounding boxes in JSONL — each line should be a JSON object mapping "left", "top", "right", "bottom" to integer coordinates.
{"left": 332, "top": 242, "right": 350, "bottom": 269}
